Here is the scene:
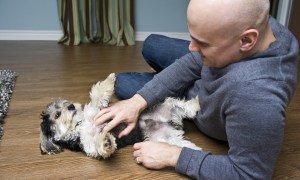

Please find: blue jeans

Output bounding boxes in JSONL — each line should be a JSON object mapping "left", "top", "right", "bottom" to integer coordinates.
{"left": 115, "top": 34, "right": 191, "bottom": 100}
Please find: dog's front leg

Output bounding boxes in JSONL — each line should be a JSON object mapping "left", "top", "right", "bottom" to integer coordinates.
{"left": 80, "top": 120, "right": 117, "bottom": 159}
{"left": 89, "top": 73, "right": 116, "bottom": 109}
{"left": 94, "top": 132, "right": 117, "bottom": 159}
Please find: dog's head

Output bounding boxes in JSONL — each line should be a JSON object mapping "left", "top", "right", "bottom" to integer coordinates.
{"left": 40, "top": 99, "right": 83, "bottom": 155}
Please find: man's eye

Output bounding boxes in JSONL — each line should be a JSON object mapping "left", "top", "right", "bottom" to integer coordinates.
{"left": 55, "top": 112, "right": 61, "bottom": 119}
{"left": 197, "top": 41, "right": 209, "bottom": 48}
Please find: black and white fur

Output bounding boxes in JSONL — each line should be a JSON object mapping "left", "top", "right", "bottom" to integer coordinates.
{"left": 40, "top": 73, "right": 201, "bottom": 159}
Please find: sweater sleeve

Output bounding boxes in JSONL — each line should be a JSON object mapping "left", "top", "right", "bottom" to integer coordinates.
{"left": 137, "top": 52, "right": 202, "bottom": 107}
{"left": 176, "top": 80, "right": 287, "bottom": 180}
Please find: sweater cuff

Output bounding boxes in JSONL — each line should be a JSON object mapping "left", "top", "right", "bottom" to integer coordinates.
{"left": 175, "top": 147, "right": 211, "bottom": 177}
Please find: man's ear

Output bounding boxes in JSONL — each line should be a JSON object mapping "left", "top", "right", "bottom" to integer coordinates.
{"left": 239, "top": 29, "right": 259, "bottom": 52}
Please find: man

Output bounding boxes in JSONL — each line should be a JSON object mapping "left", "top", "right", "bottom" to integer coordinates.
{"left": 94, "top": 0, "right": 299, "bottom": 179}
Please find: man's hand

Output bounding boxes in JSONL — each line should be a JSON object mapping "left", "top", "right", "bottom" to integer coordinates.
{"left": 94, "top": 94, "right": 147, "bottom": 138}
{"left": 133, "top": 141, "right": 182, "bottom": 169}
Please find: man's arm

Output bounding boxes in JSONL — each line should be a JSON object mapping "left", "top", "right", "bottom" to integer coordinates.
{"left": 176, "top": 81, "right": 287, "bottom": 179}
{"left": 138, "top": 52, "right": 202, "bottom": 107}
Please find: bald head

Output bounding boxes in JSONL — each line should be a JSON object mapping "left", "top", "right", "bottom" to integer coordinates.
{"left": 187, "top": 0, "right": 275, "bottom": 68}
{"left": 187, "top": 0, "right": 270, "bottom": 38}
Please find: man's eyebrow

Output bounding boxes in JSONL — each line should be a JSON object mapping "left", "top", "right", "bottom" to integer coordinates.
{"left": 190, "top": 35, "right": 210, "bottom": 46}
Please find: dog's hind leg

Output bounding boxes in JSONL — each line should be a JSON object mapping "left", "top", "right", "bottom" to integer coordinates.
{"left": 160, "top": 96, "right": 200, "bottom": 129}
{"left": 143, "top": 124, "right": 202, "bottom": 150}
{"left": 166, "top": 135, "right": 202, "bottom": 150}
{"left": 145, "top": 96, "right": 201, "bottom": 150}
{"left": 166, "top": 96, "right": 200, "bottom": 119}
{"left": 89, "top": 73, "right": 116, "bottom": 109}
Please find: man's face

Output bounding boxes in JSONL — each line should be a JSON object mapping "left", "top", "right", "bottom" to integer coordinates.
{"left": 187, "top": 0, "right": 243, "bottom": 68}
{"left": 188, "top": 27, "right": 242, "bottom": 68}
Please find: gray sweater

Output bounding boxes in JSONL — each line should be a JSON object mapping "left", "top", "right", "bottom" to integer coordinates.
{"left": 137, "top": 17, "right": 299, "bottom": 179}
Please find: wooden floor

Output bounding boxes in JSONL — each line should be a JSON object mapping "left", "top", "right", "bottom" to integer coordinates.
{"left": 0, "top": 41, "right": 299, "bottom": 179}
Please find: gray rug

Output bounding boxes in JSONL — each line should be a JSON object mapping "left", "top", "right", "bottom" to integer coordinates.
{"left": 0, "top": 70, "right": 17, "bottom": 141}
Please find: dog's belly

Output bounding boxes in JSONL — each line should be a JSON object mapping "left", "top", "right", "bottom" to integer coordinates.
{"left": 111, "top": 123, "right": 144, "bottom": 148}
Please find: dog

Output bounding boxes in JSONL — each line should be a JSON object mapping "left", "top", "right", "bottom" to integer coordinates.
{"left": 40, "top": 73, "right": 201, "bottom": 159}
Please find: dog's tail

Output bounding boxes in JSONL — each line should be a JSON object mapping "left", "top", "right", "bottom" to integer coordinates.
{"left": 89, "top": 73, "right": 116, "bottom": 109}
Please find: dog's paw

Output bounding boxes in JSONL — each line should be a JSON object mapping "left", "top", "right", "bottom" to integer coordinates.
{"left": 90, "top": 73, "right": 116, "bottom": 109}
{"left": 184, "top": 142, "right": 202, "bottom": 151}
{"left": 168, "top": 137, "right": 202, "bottom": 151}
{"left": 96, "top": 132, "right": 117, "bottom": 159}
{"left": 185, "top": 96, "right": 200, "bottom": 118}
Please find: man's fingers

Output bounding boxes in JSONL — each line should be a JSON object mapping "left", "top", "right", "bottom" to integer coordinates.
{"left": 103, "top": 117, "right": 123, "bottom": 133}
{"left": 133, "top": 149, "right": 141, "bottom": 157}
{"left": 118, "top": 124, "right": 135, "bottom": 138}
{"left": 133, "top": 142, "right": 143, "bottom": 150}
{"left": 94, "top": 110, "right": 113, "bottom": 126}
{"left": 135, "top": 156, "right": 143, "bottom": 165}
{"left": 94, "top": 108, "right": 110, "bottom": 120}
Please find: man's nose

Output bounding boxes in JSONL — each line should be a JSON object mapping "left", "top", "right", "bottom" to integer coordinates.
{"left": 189, "top": 40, "right": 201, "bottom": 53}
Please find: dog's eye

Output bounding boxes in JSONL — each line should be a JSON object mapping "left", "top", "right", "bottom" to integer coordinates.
{"left": 55, "top": 111, "right": 61, "bottom": 119}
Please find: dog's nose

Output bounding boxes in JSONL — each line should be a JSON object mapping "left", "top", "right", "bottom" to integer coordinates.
{"left": 67, "top": 104, "right": 75, "bottom": 111}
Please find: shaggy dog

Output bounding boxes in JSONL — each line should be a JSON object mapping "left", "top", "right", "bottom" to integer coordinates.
{"left": 40, "top": 73, "right": 201, "bottom": 159}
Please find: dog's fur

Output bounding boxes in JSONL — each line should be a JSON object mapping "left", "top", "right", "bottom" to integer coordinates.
{"left": 40, "top": 73, "right": 201, "bottom": 159}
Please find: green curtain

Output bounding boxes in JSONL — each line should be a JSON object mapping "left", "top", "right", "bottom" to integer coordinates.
{"left": 57, "top": 0, "right": 135, "bottom": 46}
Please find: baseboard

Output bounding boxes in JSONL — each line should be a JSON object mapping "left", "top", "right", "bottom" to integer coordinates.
{"left": 0, "top": 30, "right": 63, "bottom": 41}
{"left": 0, "top": 30, "right": 191, "bottom": 41}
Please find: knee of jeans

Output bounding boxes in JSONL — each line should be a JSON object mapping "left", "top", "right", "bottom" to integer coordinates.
{"left": 115, "top": 73, "right": 133, "bottom": 100}
{"left": 142, "top": 34, "right": 162, "bottom": 62}
{"left": 115, "top": 73, "right": 127, "bottom": 98}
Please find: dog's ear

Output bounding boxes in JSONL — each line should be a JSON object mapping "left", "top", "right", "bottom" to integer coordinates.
{"left": 40, "top": 111, "right": 63, "bottom": 155}
{"left": 40, "top": 132, "right": 63, "bottom": 155}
